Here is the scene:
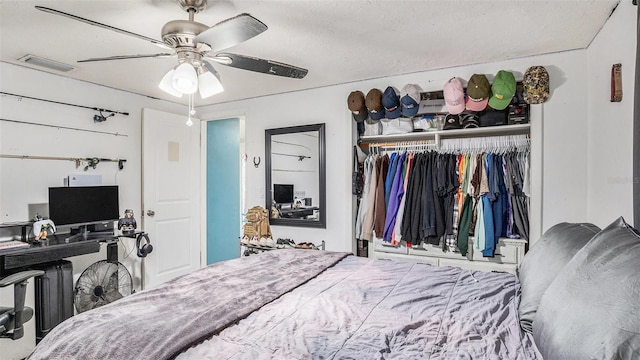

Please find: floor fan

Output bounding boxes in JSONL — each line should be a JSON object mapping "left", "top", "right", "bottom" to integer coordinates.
{"left": 74, "top": 260, "right": 133, "bottom": 313}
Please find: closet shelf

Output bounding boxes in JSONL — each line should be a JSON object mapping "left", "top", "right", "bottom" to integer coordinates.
{"left": 359, "top": 123, "right": 530, "bottom": 144}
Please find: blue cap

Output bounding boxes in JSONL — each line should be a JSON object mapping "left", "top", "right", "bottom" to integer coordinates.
{"left": 400, "top": 84, "right": 421, "bottom": 117}
{"left": 381, "top": 86, "right": 401, "bottom": 119}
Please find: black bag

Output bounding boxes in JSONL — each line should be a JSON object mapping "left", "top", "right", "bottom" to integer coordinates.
{"left": 479, "top": 109, "right": 509, "bottom": 127}
{"left": 352, "top": 146, "right": 364, "bottom": 196}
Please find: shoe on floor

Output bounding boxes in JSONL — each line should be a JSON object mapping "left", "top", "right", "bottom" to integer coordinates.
{"left": 260, "top": 237, "right": 276, "bottom": 248}
{"left": 249, "top": 237, "right": 260, "bottom": 246}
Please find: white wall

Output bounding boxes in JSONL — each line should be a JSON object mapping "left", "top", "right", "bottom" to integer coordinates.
{"left": 3, "top": 7, "right": 628, "bottom": 259}
{"left": 0, "top": 62, "right": 188, "bottom": 359}
{"left": 0, "top": 61, "right": 191, "bottom": 283}
{"left": 198, "top": 48, "right": 602, "bottom": 250}
{"left": 0, "top": 4, "right": 634, "bottom": 358}
{"left": 586, "top": 0, "right": 636, "bottom": 228}
{"left": 198, "top": 2, "right": 636, "bottom": 249}
{"left": 199, "top": 91, "right": 354, "bottom": 252}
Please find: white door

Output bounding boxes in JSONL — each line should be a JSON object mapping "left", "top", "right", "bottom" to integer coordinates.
{"left": 142, "top": 108, "right": 201, "bottom": 288}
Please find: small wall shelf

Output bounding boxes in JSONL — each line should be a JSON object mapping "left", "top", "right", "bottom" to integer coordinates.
{"left": 359, "top": 123, "right": 531, "bottom": 145}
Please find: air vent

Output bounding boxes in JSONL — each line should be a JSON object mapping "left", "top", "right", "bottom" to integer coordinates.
{"left": 17, "top": 54, "right": 75, "bottom": 72}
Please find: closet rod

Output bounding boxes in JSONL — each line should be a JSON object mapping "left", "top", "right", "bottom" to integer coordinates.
{"left": 0, "top": 91, "right": 129, "bottom": 116}
{"left": 0, "top": 154, "right": 127, "bottom": 171}
{"left": 366, "top": 140, "right": 435, "bottom": 148}
{"left": 0, "top": 118, "right": 128, "bottom": 137}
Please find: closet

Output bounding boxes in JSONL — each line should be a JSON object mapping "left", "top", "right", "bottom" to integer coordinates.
{"left": 356, "top": 124, "right": 535, "bottom": 274}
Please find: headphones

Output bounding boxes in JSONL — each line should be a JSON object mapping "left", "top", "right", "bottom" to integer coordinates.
{"left": 136, "top": 233, "right": 153, "bottom": 258}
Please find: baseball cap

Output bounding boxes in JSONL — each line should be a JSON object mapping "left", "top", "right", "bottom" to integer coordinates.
{"left": 461, "top": 114, "right": 480, "bottom": 129}
{"left": 523, "top": 66, "right": 550, "bottom": 104}
{"left": 443, "top": 77, "right": 465, "bottom": 115}
{"left": 465, "top": 74, "right": 491, "bottom": 112}
{"left": 488, "top": 70, "right": 516, "bottom": 110}
{"left": 381, "top": 86, "right": 401, "bottom": 119}
{"left": 443, "top": 114, "right": 462, "bottom": 130}
{"left": 347, "top": 91, "right": 368, "bottom": 122}
{"left": 400, "top": 84, "right": 422, "bottom": 117}
{"left": 365, "top": 88, "right": 384, "bottom": 121}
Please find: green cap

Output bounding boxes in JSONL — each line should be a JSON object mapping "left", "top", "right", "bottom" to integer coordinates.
{"left": 488, "top": 70, "right": 516, "bottom": 110}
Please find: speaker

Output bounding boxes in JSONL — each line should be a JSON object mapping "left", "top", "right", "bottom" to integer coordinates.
{"left": 136, "top": 233, "right": 153, "bottom": 258}
{"left": 304, "top": 198, "right": 312, "bottom": 206}
{"left": 87, "top": 221, "right": 114, "bottom": 234}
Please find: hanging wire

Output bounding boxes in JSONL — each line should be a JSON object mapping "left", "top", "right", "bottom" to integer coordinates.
{"left": 368, "top": 140, "right": 437, "bottom": 154}
{"left": 186, "top": 94, "right": 194, "bottom": 126}
{"left": 365, "top": 135, "right": 529, "bottom": 154}
{"left": 439, "top": 135, "right": 530, "bottom": 154}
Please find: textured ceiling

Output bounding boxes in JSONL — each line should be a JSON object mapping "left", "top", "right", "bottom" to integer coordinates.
{"left": 0, "top": 0, "right": 620, "bottom": 106}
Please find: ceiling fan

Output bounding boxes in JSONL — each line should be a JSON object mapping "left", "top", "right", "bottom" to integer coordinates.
{"left": 35, "top": 0, "right": 308, "bottom": 99}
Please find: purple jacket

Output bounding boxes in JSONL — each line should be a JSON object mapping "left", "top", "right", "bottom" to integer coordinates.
{"left": 383, "top": 152, "right": 406, "bottom": 241}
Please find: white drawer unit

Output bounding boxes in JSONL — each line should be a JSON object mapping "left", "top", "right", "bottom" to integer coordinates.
{"left": 371, "top": 237, "right": 527, "bottom": 275}
{"left": 373, "top": 238, "right": 409, "bottom": 255}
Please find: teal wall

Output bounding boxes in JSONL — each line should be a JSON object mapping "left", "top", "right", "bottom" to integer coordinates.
{"left": 207, "top": 118, "right": 240, "bottom": 264}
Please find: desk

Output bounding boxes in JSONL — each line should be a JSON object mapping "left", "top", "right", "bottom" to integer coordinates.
{"left": 0, "top": 232, "right": 146, "bottom": 276}
{"left": 279, "top": 207, "right": 319, "bottom": 219}
{"left": 0, "top": 236, "right": 100, "bottom": 276}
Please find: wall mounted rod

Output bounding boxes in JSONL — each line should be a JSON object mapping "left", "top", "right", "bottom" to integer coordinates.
{"left": 0, "top": 154, "right": 127, "bottom": 171}
{"left": 272, "top": 140, "right": 311, "bottom": 151}
{"left": 272, "top": 152, "right": 311, "bottom": 160}
{"left": 0, "top": 118, "right": 128, "bottom": 137}
{"left": 0, "top": 91, "right": 129, "bottom": 116}
{"left": 1, "top": 154, "right": 80, "bottom": 161}
{"left": 272, "top": 169, "right": 316, "bottom": 173}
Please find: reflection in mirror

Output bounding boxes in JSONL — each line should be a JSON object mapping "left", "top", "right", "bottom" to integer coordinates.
{"left": 265, "top": 123, "right": 325, "bottom": 228}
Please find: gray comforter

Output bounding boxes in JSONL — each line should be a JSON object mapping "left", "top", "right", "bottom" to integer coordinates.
{"left": 28, "top": 250, "right": 349, "bottom": 360}
{"left": 29, "top": 250, "right": 541, "bottom": 359}
{"left": 179, "top": 254, "right": 542, "bottom": 360}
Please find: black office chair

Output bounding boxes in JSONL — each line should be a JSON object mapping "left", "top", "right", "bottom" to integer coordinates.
{"left": 0, "top": 270, "right": 44, "bottom": 340}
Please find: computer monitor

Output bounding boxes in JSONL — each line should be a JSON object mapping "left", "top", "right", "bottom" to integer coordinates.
{"left": 273, "top": 184, "right": 294, "bottom": 204}
{"left": 48, "top": 186, "right": 120, "bottom": 229}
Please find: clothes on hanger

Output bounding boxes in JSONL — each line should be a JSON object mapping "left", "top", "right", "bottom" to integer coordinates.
{"left": 355, "top": 136, "right": 530, "bottom": 260}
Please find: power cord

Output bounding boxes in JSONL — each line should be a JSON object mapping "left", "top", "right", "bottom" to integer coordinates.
{"left": 119, "top": 237, "right": 136, "bottom": 260}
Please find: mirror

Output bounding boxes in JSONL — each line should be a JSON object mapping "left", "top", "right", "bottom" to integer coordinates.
{"left": 265, "top": 123, "right": 326, "bottom": 228}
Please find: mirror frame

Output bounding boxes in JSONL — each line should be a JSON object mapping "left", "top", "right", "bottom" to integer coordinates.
{"left": 265, "top": 123, "right": 326, "bottom": 228}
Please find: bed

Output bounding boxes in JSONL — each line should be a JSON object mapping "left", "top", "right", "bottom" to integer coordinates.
{"left": 27, "top": 216, "right": 640, "bottom": 359}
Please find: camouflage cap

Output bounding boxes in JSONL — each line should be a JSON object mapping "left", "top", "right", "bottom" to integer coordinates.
{"left": 523, "top": 66, "right": 550, "bottom": 104}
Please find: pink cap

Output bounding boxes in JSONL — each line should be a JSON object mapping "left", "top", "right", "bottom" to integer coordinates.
{"left": 466, "top": 96, "right": 489, "bottom": 112}
{"left": 444, "top": 77, "right": 465, "bottom": 115}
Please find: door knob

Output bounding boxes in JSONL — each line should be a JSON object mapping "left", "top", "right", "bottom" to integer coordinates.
{"left": 146, "top": 210, "right": 156, "bottom": 217}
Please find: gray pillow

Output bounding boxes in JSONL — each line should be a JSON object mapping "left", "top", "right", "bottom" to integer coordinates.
{"left": 533, "top": 217, "right": 640, "bottom": 359}
{"left": 518, "top": 222, "right": 600, "bottom": 332}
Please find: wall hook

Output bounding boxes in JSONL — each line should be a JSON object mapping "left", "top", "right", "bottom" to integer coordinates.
{"left": 253, "top": 156, "right": 261, "bottom": 168}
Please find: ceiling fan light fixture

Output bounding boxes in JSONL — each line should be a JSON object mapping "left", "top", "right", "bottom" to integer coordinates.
{"left": 198, "top": 67, "right": 224, "bottom": 99}
{"left": 172, "top": 62, "right": 198, "bottom": 94}
{"left": 159, "top": 69, "right": 183, "bottom": 98}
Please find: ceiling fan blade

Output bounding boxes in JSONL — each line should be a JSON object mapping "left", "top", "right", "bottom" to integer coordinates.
{"left": 78, "top": 53, "right": 174, "bottom": 63}
{"left": 35, "top": 6, "right": 171, "bottom": 50}
{"left": 208, "top": 53, "right": 308, "bottom": 79}
{"left": 195, "top": 13, "right": 267, "bottom": 53}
